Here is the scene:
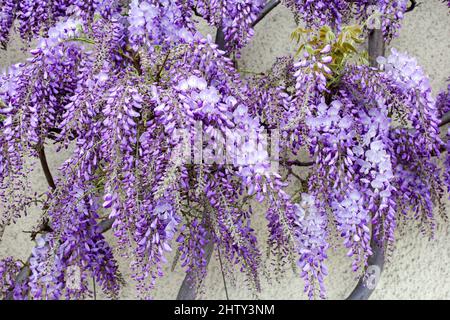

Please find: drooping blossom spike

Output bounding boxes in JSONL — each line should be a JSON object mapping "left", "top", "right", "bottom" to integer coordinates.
{"left": 436, "top": 83, "right": 450, "bottom": 195}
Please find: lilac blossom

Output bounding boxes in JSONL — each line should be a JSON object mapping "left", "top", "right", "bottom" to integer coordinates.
{"left": 437, "top": 83, "right": 450, "bottom": 194}
{"left": 196, "top": 0, "right": 264, "bottom": 53}
{"left": 0, "top": 0, "right": 17, "bottom": 49}
{"left": 127, "top": 0, "right": 196, "bottom": 50}
{"left": 284, "top": 0, "right": 408, "bottom": 41}
{"left": 293, "top": 194, "right": 328, "bottom": 299}
{"left": 0, "top": 256, "right": 23, "bottom": 299}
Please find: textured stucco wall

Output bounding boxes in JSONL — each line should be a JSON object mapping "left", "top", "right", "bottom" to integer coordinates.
{"left": 1, "top": 0, "right": 449, "bottom": 300}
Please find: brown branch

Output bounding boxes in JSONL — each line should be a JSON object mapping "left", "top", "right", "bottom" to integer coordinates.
{"left": 37, "top": 145, "right": 56, "bottom": 190}
{"left": 191, "top": 6, "right": 203, "bottom": 18}
{"left": 440, "top": 111, "right": 450, "bottom": 127}
{"left": 287, "top": 159, "right": 314, "bottom": 167}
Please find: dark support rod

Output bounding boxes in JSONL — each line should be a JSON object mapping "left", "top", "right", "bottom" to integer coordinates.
{"left": 346, "top": 24, "right": 386, "bottom": 301}
{"left": 346, "top": 236, "right": 385, "bottom": 299}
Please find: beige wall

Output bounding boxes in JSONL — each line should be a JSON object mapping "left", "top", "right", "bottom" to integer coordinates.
{"left": 1, "top": 0, "right": 449, "bottom": 299}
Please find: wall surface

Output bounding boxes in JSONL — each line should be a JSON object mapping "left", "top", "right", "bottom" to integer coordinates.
{"left": 1, "top": 0, "right": 449, "bottom": 300}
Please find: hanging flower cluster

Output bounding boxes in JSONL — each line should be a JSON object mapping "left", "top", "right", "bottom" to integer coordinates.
{"left": 0, "top": 0, "right": 448, "bottom": 300}
{"left": 283, "top": 0, "right": 349, "bottom": 29}
{"left": 0, "top": 256, "right": 23, "bottom": 299}
{"left": 0, "top": 17, "right": 85, "bottom": 229}
{"left": 0, "top": 0, "right": 16, "bottom": 49}
{"left": 245, "top": 24, "right": 447, "bottom": 296}
{"left": 194, "top": 0, "right": 265, "bottom": 53}
{"left": 0, "top": 0, "right": 264, "bottom": 56}
{"left": 0, "top": 2, "right": 293, "bottom": 298}
{"left": 437, "top": 83, "right": 450, "bottom": 194}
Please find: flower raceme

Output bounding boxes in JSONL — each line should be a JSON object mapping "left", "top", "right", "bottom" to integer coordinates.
{"left": 0, "top": 0, "right": 448, "bottom": 300}
{"left": 283, "top": 0, "right": 408, "bottom": 40}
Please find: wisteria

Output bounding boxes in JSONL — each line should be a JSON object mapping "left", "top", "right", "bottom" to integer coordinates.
{"left": 0, "top": 0, "right": 264, "bottom": 56}
{"left": 0, "top": 0, "right": 449, "bottom": 301}
{"left": 0, "top": 0, "right": 16, "bottom": 49}
{"left": 437, "top": 83, "right": 450, "bottom": 194}
{"left": 194, "top": 0, "right": 265, "bottom": 53}
{"left": 283, "top": 0, "right": 408, "bottom": 40}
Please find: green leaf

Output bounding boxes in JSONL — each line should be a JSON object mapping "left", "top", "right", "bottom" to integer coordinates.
{"left": 76, "top": 24, "right": 84, "bottom": 34}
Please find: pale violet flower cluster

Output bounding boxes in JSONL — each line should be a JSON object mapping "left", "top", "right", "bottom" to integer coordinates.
{"left": 0, "top": 255, "right": 23, "bottom": 299}
{"left": 377, "top": 48, "right": 441, "bottom": 154}
{"left": 293, "top": 193, "right": 328, "bottom": 299}
{"left": 28, "top": 235, "right": 61, "bottom": 299}
{"left": 332, "top": 190, "right": 370, "bottom": 243}
{"left": 230, "top": 103, "right": 270, "bottom": 170}
{"left": 359, "top": 105, "right": 397, "bottom": 245}
{"left": 0, "top": 63, "right": 20, "bottom": 98}
{"left": 195, "top": 0, "right": 265, "bottom": 53}
{"left": 0, "top": 0, "right": 16, "bottom": 49}
{"left": 128, "top": 0, "right": 195, "bottom": 49}
{"left": 377, "top": 48, "right": 432, "bottom": 92}
{"left": 284, "top": 0, "right": 408, "bottom": 40}
{"left": 175, "top": 74, "right": 273, "bottom": 181}
{"left": 305, "top": 97, "right": 394, "bottom": 271}
{"left": 177, "top": 75, "right": 222, "bottom": 116}
{"left": 0, "top": 0, "right": 448, "bottom": 302}
{"left": 359, "top": 108, "right": 394, "bottom": 195}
